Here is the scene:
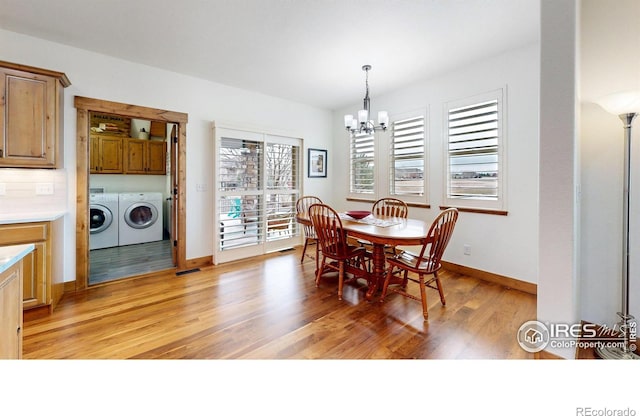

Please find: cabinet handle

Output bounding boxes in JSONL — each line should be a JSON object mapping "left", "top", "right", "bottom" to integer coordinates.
{"left": 0, "top": 149, "right": 3, "bottom": 157}
{"left": 16, "top": 326, "right": 21, "bottom": 335}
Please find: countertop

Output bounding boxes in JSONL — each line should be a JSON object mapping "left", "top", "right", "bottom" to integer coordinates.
{"left": 0, "top": 243, "right": 35, "bottom": 274}
{"left": 0, "top": 211, "right": 66, "bottom": 225}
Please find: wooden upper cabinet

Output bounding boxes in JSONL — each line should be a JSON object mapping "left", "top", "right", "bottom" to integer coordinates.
{"left": 123, "top": 138, "right": 166, "bottom": 175}
{"left": 0, "top": 61, "right": 70, "bottom": 168}
{"left": 90, "top": 135, "right": 123, "bottom": 174}
{"left": 146, "top": 141, "right": 167, "bottom": 174}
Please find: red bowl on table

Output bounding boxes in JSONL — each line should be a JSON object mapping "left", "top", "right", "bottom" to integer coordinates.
{"left": 345, "top": 210, "right": 371, "bottom": 220}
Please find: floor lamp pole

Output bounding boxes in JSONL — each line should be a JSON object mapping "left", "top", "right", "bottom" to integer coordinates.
{"left": 596, "top": 112, "right": 639, "bottom": 360}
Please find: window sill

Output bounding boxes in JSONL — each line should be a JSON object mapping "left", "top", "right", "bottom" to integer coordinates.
{"left": 439, "top": 206, "right": 508, "bottom": 216}
{"left": 406, "top": 202, "right": 431, "bottom": 209}
{"left": 346, "top": 197, "right": 376, "bottom": 204}
{"left": 347, "top": 198, "right": 430, "bottom": 209}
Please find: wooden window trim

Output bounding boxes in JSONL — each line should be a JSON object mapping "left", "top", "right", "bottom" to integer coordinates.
{"left": 439, "top": 205, "right": 508, "bottom": 216}
{"left": 347, "top": 197, "right": 430, "bottom": 209}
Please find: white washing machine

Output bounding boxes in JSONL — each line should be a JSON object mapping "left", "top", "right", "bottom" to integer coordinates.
{"left": 89, "top": 193, "right": 119, "bottom": 250}
{"left": 118, "top": 192, "right": 164, "bottom": 246}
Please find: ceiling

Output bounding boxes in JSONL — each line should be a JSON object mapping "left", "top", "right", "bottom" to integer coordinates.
{"left": 0, "top": 0, "right": 539, "bottom": 110}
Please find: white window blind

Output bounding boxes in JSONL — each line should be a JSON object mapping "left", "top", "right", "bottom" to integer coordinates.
{"left": 218, "top": 137, "right": 264, "bottom": 250}
{"left": 446, "top": 91, "right": 504, "bottom": 210}
{"left": 215, "top": 127, "right": 302, "bottom": 261}
{"left": 266, "top": 143, "right": 298, "bottom": 191}
{"left": 350, "top": 134, "right": 375, "bottom": 194}
{"left": 390, "top": 115, "right": 425, "bottom": 197}
{"left": 265, "top": 142, "right": 299, "bottom": 241}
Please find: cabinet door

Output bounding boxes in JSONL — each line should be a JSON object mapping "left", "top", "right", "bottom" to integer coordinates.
{"left": 90, "top": 136, "right": 123, "bottom": 174}
{"left": 124, "top": 139, "right": 146, "bottom": 174}
{"left": 21, "top": 241, "right": 47, "bottom": 309}
{"left": 90, "top": 136, "right": 100, "bottom": 174}
{"left": 146, "top": 141, "right": 167, "bottom": 175}
{"left": 0, "top": 222, "right": 50, "bottom": 311}
{"left": 0, "top": 262, "right": 23, "bottom": 359}
{"left": 99, "top": 136, "right": 123, "bottom": 173}
{"left": 0, "top": 68, "right": 57, "bottom": 167}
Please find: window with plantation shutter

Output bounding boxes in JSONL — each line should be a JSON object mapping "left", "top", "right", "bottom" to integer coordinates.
{"left": 444, "top": 89, "right": 506, "bottom": 212}
{"left": 350, "top": 134, "right": 375, "bottom": 195}
{"left": 390, "top": 115, "right": 426, "bottom": 200}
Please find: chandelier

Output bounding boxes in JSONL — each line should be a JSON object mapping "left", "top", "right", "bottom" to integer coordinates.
{"left": 343, "top": 65, "right": 388, "bottom": 136}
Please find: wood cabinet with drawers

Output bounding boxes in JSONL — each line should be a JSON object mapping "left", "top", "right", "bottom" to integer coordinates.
{"left": 0, "top": 220, "right": 63, "bottom": 313}
{"left": 0, "top": 61, "right": 70, "bottom": 168}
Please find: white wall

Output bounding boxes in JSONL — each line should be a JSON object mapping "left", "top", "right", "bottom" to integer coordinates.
{"left": 89, "top": 174, "right": 167, "bottom": 195}
{"left": 538, "top": 0, "right": 580, "bottom": 359}
{"left": 0, "top": 28, "right": 334, "bottom": 282}
{"left": 332, "top": 43, "right": 540, "bottom": 284}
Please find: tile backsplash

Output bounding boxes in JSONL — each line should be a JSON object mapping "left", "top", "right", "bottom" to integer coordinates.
{"left": 0, "top": 169, "right": 67, "bottom": 214}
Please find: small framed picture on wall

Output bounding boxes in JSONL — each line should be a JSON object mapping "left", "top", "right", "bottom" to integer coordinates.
{"left": 308, "top": 148, "right": 327, "bottom": 178}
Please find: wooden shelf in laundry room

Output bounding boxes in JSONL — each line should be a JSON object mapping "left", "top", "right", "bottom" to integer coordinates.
{"left": 90, "top": 112, "right": 131, "bottom": 136}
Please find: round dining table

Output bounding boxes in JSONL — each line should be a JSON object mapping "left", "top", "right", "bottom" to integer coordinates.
{"left": 297, "top": 212, "right": 432, "bottom": 300}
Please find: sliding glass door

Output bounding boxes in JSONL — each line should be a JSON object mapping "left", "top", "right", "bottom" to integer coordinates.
{"left": 214, "top": 126, "right": 301, "bottom": 264}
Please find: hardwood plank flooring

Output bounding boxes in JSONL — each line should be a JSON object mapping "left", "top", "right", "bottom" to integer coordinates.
{"left": 23, "top": 247, "right": 537, "bottom": 359}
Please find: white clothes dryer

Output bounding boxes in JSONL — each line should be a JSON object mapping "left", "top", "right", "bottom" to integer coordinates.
{"left": 89, "top": 193, "right": 119, "bottom": 250}
{"left": 118, "top": 192, "right": 163, "bottom": 246}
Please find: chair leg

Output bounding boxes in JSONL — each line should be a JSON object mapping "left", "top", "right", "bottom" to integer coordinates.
{"left": 314, "top": 241, "right": 320, "bottom": 272}
{"left": 300, "top": 238, "right": 310, "bottom": 263}
{"left": 401, "top": 270, "right": 409, "bottom": 288}
{"left": 418, "top": 273, "right": 429, "bottom": 320}
{"left": 315, "top": 256, "right": 327, "bottom": 288}
{"left": 379, "top": 265, "right": 394, "bottom": 303}
{"left": 435, "top": 271, "right": 446, "bottom": 306}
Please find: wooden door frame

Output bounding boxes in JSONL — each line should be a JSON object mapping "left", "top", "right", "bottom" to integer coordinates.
{"left": 74, "top": 96, "right": 188, "bottom": 291}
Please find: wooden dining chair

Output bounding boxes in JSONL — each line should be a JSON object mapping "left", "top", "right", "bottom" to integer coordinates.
{"left": 295, "top": 196, "right": 322, "bottom": 269}
{"left": 372, "top": 197, "right": 409, "bottom": 219}
{"left": 309, "top": 203, "right": 369, "bottom": 300}
{"left": 358, "top": 197, "right": 409, "bottom": 266}
{"left": 379, "top": 208, "right": 459, "bottom": 320}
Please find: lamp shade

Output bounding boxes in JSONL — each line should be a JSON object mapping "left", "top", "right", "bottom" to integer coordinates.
{"left": 596, "top": 90, "right": 640, "bottom": 115}
{"left": 344, "top": 114, "right": 354, "bottom": 128}
{"left": 358, "top": 109, "right": 368, "bottom": 124}
{"left": 377, "top": 111, "right": 389, "bottom": 126}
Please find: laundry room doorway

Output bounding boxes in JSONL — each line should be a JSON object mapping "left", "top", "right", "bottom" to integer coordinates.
{"left": 75, "top": 97, "right": 188, "bottom": 290}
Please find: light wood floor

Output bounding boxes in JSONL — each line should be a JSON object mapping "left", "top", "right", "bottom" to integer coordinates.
{"left": 23, "top": 247, "right": 537, "bottom": 359}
